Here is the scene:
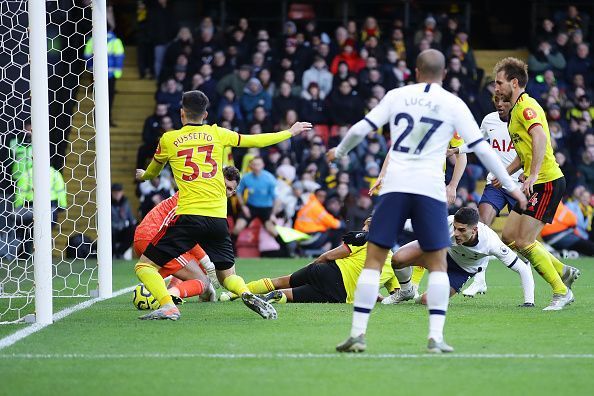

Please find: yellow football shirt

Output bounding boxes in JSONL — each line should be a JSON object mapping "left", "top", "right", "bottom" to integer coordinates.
{"left": 508, "top": 92, "right": 563, "bottom": 183}
{"left": 151, "top": 123, "right": 291, "bottom": 217}
{"left": 336, "top": 243, "right": 398, "bottom": 303}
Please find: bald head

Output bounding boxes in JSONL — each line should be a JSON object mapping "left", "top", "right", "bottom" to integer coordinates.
{"left": 416, "top": 49, "right": 446, "bottom": 81}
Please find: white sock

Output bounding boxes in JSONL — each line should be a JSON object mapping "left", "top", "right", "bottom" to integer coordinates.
{"left": 426, "top": 271, "right": 450, "bottom": 342}
{"left": 473, "top": 267, "right": 487, "bottom": 286}
{"left": 394, "top": 267, "right": 413, "bottom": 291}
{"left": 351, "top": 268, "right": 380, "bottom": 338}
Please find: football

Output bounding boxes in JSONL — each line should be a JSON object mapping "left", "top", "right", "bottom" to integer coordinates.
{"left": 132, "top": 284, "right": 160, "bottom": 310}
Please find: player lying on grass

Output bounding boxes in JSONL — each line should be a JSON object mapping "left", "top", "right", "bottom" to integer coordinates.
{"left": 135, "top": 89, "right": 312, "bottom": 320}
{"left": 133, "top": 166, "right": 241, "bottom": 303}
{"left": 381, "top": 207, "right": 535, "bottom": 306}
{"left": 219, "top": 218, "right": 399, "bottom": 303}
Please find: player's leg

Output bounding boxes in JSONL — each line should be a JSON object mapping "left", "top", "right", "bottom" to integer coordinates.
{"left": 337, "top": 192, "right": 412, "bottom": 353}
{"left": 168, "top": 254, "right": 213, "bottom": 300}
{"left": 188, "top": 244, "right": 220, "bottom": 288}
{"left": 411, "top": 195, "right": 453, "bottom": 353}
{"left": 382, "top": 241, "right": 423, "bottom": 305}
{"left": 411, "top": 266, "right": 426, "bottom": 287}
{"left": 220, "top": 275, "right": 279, "bottom": 301}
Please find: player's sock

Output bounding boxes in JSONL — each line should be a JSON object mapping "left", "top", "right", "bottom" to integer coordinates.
{"left": 135, "top": 262, "right": 173, "bottom": 306}
{"left": 223, "top": 274, "right": 250, "bottom": 295}
{"left": 170, "top": 279, "right": 205, "bottom": 298}
{"left": 426, "top": 271, "right": 449, "bottom": 343}
{"left": 394, "top": 267, "right": 413, "bottom": 291}
{"left": 517, "top": 242, "right": 567, "bottom": 295}
{"left": 351, "top": 268, "right": 380, "bottom": 337}
{"left": 247, "top": 278, "right": 275, "bottom": 294}
{"left": 534, "top": 241, "right": 566, "bottom": 276}
{"left": 411, "top": 266, "right": 426, "bottom": 286}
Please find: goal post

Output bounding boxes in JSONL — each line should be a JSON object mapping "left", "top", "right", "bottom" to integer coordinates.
{"left": 30, "top": 0, "right": 54, "bottom": 325}
{"left": 92, "top": 0, "right": 113, "bottom": 299}
{"left": 0, "top": 0, "right": 113, "bottom": 324}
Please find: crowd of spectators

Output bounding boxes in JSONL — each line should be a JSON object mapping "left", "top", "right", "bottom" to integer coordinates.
{"left": 124, "top": 2, "right": 594, "bottom": 257}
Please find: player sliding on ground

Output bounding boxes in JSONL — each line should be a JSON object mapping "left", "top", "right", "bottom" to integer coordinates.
{"left": 381, "top": 207, "right": 535, "bottom": 307}
{"left": 327, "top": 49, "right": 527, "bottom": 353}
{"left": 219, "top": 218, "right": 399, "bottom": 303}
{"left": 135, "top": 90, "right": 312, "bottom": 320}
{"left": 494, "top": 58, "right": 578, "bottom": 310}
{"left": 450, "top": 93, "right": 580, "bottom": 298}
{"left": 133, "top": 166, "right": 241, "bottom": 303}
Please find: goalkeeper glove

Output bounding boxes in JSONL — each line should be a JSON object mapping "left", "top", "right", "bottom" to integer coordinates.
{"left": 341, "top": 231, "right": 368, "bottom": 246}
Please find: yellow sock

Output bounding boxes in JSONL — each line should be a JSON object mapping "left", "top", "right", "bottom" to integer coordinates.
{"left": 517, "top": 242, "right": 567, "bottom": 295}
{"left": 223, "top": 274, "right": 250, "bottom": 295}
{"left": 247, "top": 278, "right": 275, "bottom": 294}
{"left": 135, "top": 262, "right": 173, "bottom": 306}
{"left": 535, "top": 241, "right": 566, "bottom": 276}
{"left": 411, "top": 266, "right": 426, "bottom": 287}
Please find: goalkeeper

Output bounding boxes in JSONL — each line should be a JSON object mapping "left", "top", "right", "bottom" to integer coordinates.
{"left": 133, "top": 166, "right": 241, "bottom": 301}
{"left": 220, "top": 218, "right": 399, "bottom": 303}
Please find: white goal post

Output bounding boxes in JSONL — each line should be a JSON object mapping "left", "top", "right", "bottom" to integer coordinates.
{"left": 0, "top": 0, "right": 112, "bottom": 324}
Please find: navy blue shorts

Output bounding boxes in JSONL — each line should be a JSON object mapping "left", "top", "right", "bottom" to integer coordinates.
{"left": 447, "top": 254, "right": 474, "bottom": 292}
{"left": 479, "top": 184, "right": 517, "bottom": 216}
{"left": 368, "top": 192, "right": 450, "bottom": 252}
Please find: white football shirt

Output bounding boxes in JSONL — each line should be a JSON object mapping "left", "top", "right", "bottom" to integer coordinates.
{"left": 363, "top": 83, "right": 485, "bottom": 202}
{"left": 479, "top": 112, "right": 523, "bottom": 188}
{"left": 446, "top": 215, "right": 518, "bottom": 273}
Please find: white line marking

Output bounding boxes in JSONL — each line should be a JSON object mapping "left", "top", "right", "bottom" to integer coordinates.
{"left": 1, "top": 352, "right": 593, "bottom": 360}
{"left": 0, "top": 285, "right": 136, "bottom": 351}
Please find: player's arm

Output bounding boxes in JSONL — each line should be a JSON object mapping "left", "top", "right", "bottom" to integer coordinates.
{"left": 312, "top": 244, "right": 351, "bottom": 263}
{"left": 454, "top": 102, "right": 527, "bottom": 209}
{"left": 447, "top": 152, "right": 467, "bottom": 204}
{"left": 235, "top": 122, "right": 312, "bottom": 148}
{"left": 328, "top": 92, "right": 392, "bottom": 161}
{"left": 492, "top": 156, "right": 523, "bottom": 189}
{"left": 136, "top": 138, "right": 168, "bottom": 181}
{"left": 369, "top": 153, "right": 389, "bottom": 195}
{"left": 491, "top": 236, "right": 535, "bottom": 305}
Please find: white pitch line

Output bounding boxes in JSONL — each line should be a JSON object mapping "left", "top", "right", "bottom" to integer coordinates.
{"left": 0, "top": 285, "right": 136, "bottom": 351}
{"left": 1, "top": 352, "right": 593, "bottom": 360}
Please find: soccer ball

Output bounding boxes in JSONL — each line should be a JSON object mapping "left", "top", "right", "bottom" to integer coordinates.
{"left": 132, "top": 284, "right": 160, "bottom": 310}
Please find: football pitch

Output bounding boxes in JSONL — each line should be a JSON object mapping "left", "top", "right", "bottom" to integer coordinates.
{"left": 0, "top": 258, "right": 592, "bottom": 396}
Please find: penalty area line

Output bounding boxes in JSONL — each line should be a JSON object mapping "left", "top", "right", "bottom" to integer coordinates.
{"left": 0, "top": 285, "right": 136, "bottom": 352}
{"left": 1, "top": 352, "right": 593, "bottom": 360}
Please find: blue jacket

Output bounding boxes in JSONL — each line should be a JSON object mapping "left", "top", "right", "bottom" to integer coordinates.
{"left": 565, "top": 200, "right": 592, "bottom": 239}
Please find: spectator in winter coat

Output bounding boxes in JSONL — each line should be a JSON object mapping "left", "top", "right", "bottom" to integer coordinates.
{"left": 240, "top": 78, "right": 272, "bottom": 122}
{"left": 302, "top": 55, "right": 333, "bottom": 99}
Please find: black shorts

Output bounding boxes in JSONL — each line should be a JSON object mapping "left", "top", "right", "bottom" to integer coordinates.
{"left": 512, "top": 176, "right": 566, "bottom": 224}
{"left": 144, "top": 215, "right": 235, "bottom": 270}
{"left": 240, "top": 205, "right": 273, "bottom": 223}
{"left": 288, "top": 262, "right": 347, "bottom": 303}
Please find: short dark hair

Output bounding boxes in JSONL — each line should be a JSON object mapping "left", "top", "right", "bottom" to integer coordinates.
{"left": 454, "top": 207, "right": 479, "bottom": 226}
{"left": 182, "top": 90, "right": 209, "bottom": 120}
{"left": 223, "top": 166, "right": 241, "bottom": 183}
{"left": 493, "top": 57, "right": 528, "bottom": 88}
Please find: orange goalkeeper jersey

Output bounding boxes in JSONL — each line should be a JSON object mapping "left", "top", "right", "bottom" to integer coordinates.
{"left": 134, "top": 193, "right": 179, "bottom": 242}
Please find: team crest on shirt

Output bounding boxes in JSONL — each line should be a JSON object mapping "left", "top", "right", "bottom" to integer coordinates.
{"left": 523, "top": 108, "right": 537, "bottom": 120}
{"left": 527, "top": 193, "right": 539, "bottom": 211}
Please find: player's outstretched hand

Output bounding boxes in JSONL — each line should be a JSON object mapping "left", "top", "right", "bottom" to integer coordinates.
{"left": 326, "top": 147, "right": 337, "bottom": 162}
{"left": 491, "top": 178, "right": 502, "bottom": 189}
{"left": 509, "top": 188, "right": 528, "bottom": 210}
{"left": 288, "top": 122, "right": 313, "bottom": 137}
{"left": 135, "top": 169, "right": 145, "bottom": 181}
{"left": 445, "top": 184, "right": 457, "bottom": 205}
{"left": 446, "top": 148, "right": 459, "bottom": 158}
{"left": 369, "top": 177, "right": 383, "bottom": 195}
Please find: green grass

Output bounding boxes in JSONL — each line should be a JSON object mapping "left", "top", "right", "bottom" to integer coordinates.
{"left": 0, "top": 258, "right": 592, "bottom": 396}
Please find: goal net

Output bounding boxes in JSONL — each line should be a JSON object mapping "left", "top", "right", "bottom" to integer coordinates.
{"left": 0, "top": 0, "right": 112, "bottom": 324}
